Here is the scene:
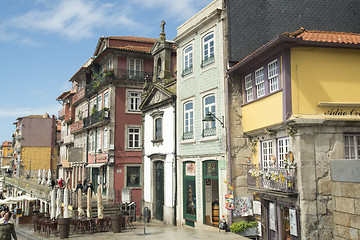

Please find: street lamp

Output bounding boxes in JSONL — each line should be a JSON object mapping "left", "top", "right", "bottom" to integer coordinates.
{"left": 203, "top": 112, "right": 224, "bottom": 128}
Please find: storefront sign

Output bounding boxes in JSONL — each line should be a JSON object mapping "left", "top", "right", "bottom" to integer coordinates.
{"left": 289, "top": 209, "right": 298, "bottom": 236}
{"left": 269, "top": 203, "right": 276, "bottom": 231}
{"left": 253, "top": 200, "right": 261, "bottom": 215}
{"left": 324, "top": 108, "right": 360, "bottom": 116}
{"left": 225, "top": 194, "right": 234, "bottom": 209}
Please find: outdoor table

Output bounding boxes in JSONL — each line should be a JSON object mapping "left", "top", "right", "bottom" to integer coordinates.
{"left": 79, "top": 218, "right": 96, "bottom": 233}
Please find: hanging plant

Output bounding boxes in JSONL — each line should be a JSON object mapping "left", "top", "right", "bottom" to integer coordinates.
{"left": 265, "top": 128, "right": 276, "bottom": 137}
{"left": 286, "top": 126, "right": 297, "bottom": 136}
{"left": 249, "top": 139, "right": 257, "bottom": 154}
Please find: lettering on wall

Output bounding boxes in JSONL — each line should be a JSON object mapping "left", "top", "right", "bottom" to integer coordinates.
{"left": 324, "top": 108, "right": 360, "bottom": 116}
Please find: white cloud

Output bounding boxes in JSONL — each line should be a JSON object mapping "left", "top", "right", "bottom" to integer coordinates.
{"left": 2, "top": 0, "right": 139, "bottom": 41}
{"left": 0, "top": 104, "right": 61, "bottom": 119}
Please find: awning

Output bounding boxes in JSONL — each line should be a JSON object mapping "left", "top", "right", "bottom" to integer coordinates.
{"left": 86, "top": 163, "right": 105, "bottom": 168}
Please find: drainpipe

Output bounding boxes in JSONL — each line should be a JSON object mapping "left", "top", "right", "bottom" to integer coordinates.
{"left": 225, "top": 73, "right": 232, "bottom": 225}
{"left": 173, "top": 96, "right": 177, "bottom": 226}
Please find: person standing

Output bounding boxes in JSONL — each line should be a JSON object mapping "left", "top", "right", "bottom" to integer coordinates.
{"left": 76, "top": 181, "right": 83, "bottom": 194}
{"left": 0, "top": 212, "right": 17, "bottom": 240}
{"left": 51, "top": 179, "right": 56, "bottom": 190}
{"left": 58, "top": 178, "right": 64, "bottom": 188}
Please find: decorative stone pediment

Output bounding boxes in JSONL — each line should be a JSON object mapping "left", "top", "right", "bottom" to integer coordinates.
{"left": 149, "top": 90, "right": 168, "bottom": 105}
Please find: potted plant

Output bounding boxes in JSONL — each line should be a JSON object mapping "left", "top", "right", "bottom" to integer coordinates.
{"left": 230, "top": 220, "right": 257, "bottom": 236}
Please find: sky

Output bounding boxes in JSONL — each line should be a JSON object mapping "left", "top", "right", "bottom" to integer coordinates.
{"left": 0, "top": 0, "right": 211, "bottom": 144}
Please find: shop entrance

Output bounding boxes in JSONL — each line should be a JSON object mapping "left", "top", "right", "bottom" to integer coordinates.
{"left": 203, "top": 161, "right": 219, "bottom": 227}
{"left": 183, "top": 162, "right": 196, "bottom": 226}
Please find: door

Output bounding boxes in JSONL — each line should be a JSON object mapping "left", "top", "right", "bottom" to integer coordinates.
{"left": 203, "top": 161, "right": 219, "bottom": 226}
{"left": 91, "top": 168, "right": 99, "bottom": 192}
{"left": 155, "top": 161, "right": 164, "bottom": 221}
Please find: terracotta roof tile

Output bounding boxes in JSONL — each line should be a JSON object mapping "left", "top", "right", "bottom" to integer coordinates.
{"left": 110, "top": 45, "right": 153, "bottom": 54}
{"left": 283, "top": 27, "right": 360, "bottom": 44}
{"left": 108, "top": 36, "right": 157, "bottom": 44}
{"left": 229, "top": 28, "right": 360, "bottom": 72}
{"left": 2, "top": 141, "right": 12, "bottom": 147}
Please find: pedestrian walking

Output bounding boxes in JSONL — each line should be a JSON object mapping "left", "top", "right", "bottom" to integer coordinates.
{"left": 76, "top": 181, "right": 83, "bottom": 194}
{"left": 82, "top": 178, "right": 88, "bottom": 193}
{"left": 51, "top": 179, "right": 56, "bottom": 190}
{"left": 0, "top": 212, "right": 17, "bottom": 240}
{"left": 58, "top": 178, "right": 64, "bottom": 188}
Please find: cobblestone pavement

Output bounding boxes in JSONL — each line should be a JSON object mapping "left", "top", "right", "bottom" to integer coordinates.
{"left": 15, "top": 220, "right": 251, "bottom": 240}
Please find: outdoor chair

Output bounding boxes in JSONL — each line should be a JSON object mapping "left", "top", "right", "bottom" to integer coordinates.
{"left": 45, "top": 220, "right": 58, "bottom": 237}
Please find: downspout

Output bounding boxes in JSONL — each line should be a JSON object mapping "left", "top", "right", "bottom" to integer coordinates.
{"left": 173, "top": 96, "right": 177, "bottom": 226}
{"left": 225, "top": 73, "right": 232, "bottom": 225}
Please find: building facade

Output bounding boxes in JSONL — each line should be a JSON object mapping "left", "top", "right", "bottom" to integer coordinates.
{"left": 12, "top": 114, "right": 57, "bottom": 178}
{"left": 1, "top": 141, "right": 14, "bottom": 168}
{"left": 174, "top": 0, "right": 228, "bottom": 227}
{"left": 140, "top": 25, "right": 177, "bottom": 224}
{"left": 228, "top": 28, "right": 360, "bottom": 240}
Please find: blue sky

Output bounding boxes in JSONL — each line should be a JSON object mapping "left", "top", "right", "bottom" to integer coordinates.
{"left": 0, "top": 0, "right": 211, "bottom": 144}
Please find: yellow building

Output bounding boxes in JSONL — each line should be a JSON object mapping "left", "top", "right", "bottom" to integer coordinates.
{"left": 228, "top": 28, "right": 360, "bottom": 239}
{"left": 1, "top": 141, "right": 14, "bottom": 167}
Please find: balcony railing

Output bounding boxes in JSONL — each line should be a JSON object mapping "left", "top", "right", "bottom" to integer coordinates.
{"left": 181, "top": 66, "right": 193, "bottom": 77}
{"left": 83, "top": 109, "right": 110, "bottom": 128}
{"left": 71, "top": 88, "right": 85, "bottom": 105}
{"left": 85, "top": 69, "right": 153, "bottom": 97}
{"left": 202, "top": 127, "right": 216, "bottom": 137}
{"left": 70, "top": 120, "right": 84, "bottom": 133}
{"left": 201, "top": 55, "right": 215, "bottom": 68}
{"left": 182, "top": 131, "right": 194, "bottom": 140}
{"left": 247, "top": 164, "right": 297, "bottom": 193}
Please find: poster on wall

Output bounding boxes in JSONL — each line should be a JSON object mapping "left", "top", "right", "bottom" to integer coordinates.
{"left": 225, "top": 194, "right": 234, "bottom": 209}
{"left": 289, "top": 209, "right": 298, "bottom": 236}
{"left": 269, "top": 203, "right": 276, "bottom": 231}
{"left": 233, "top": 197, "right": 253, "bottom": 217}
{"left": 253, "top": 200, "right": 261, "bottom": 215}
{"left": 257, "top": 221, "right": 262, "bottom": 237}
{"left": 186, "top": 163, "right": 195, "bottom": 176}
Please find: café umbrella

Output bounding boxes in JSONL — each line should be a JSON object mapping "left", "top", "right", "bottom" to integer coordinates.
{"left": 56, "top": 189, "right": 61, "bottom": 219}
{"left": 50, "top": 189, "right": 56, "bottom": 219}
{"left": 86, "top": 187, "right": 91, "bottom": 218}
{"left": 63, "top": 188, "right": 70, "bottom": 218}
{"left": 97, "top": 185, "right": 103, "bottom": 218}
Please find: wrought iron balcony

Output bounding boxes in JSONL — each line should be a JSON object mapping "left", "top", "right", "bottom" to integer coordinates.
{"left": 202, "top": 127, "right": 216, "bottom": 137}
{"left": 181, "top": 66, "right": 193, "bottom": 77}
{"left": 201, "top": 55, "right": 215, "bottom": 68}
{"left": 83, "top": 109, "right": 110, "bottom": 128}
{"left": 85, "top": 69, "right": 153, "bottom": 97}
{"left": 247, "top": 164, "right": 297, "bottom": 194}
{"left": 182, "top": 131, "right": 194, "bottom": 140}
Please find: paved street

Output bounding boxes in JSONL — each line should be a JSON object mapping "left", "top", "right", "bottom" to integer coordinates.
{"left": 14, "top": 220, "right": 250, "bottom": 240}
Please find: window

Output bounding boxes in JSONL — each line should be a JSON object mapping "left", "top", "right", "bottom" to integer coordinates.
{"left": 7, "top": 147, "right": 10, "bottom": 151}
{"left": 127, "top": 166, "right": 140, "bottom": 187}
{"left": 255, "top": 67, "right": 265, "bottom": 98}
{"left": 277, "top": 138, "right": 290, "bottom": 168}
{"left": 183, "top": 45, "right": 193, "bottom": 76}
{"left": 154, "top": 118, "right": 162, "bottom": 140}
{"left": 103, "top": 128, "right": 108, "bottom": 149}
{"left": 128, "top": 127, "right": 141, "bottom": 148}
{"left": 184, "top": 101, "right": 194, "bottom": 139}
{"left": 128, "top": 91, "right": 141, "bottom": 111}
{"left": 129, "top": 58, "right": 142, "bottom": 77}
{"left": 203, "top": 94, "right": 216, "bottom": 137}
{"left": 202, "top": 33, "right": 215, "bottom": 67}
{"left": 7, "top": 153, "right": 10, "bottom": 157}
{"left": 268, "top": 60, "right": 279, "bottom": 92}
{"left": 245, "top": 74, "right": 253, "bottom": 102}
{"left": 103, "top": 92, "right": 109, "bottom": 108}
{"left": 262, "top": 140, "right": 273, "bottom": 169}
{"left": 97, "top": 95, "right": 102, "bottom": 111}
{"left": 96, "top": 129, "right": 101, "bottom": 152}
{"left": 101, "top": 59, "right": 112, "bottom": 73}
{"left": 345, "top": 134, "right": 360, "bottom": 159}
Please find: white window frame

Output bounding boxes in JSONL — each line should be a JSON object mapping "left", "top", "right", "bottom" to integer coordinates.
{"left": 127, "top": 126, "right": 141, "bottom": 149}
{"left": 344, "top": 134, "right": 360, "bottom": 159}
{"left": 203, "top": 94, "right": 216, "bottom": 130}
{"left": 184, "top": 101, "right": 194, "bottom": 133}
{"left": 154, "top": 117, "right": 162, "bottom": 140}
{"left": 261, "top": 140, "right": 273, "bottom": 170}
{"left": 255, "top": 67, "right": 265, "bottom": 98}
{"left": 97, "top": 95, "right": 102, "bottom": 111}
{"left": 245, "top": 74, "right": 253, "bottom": 102}
{"left": 277, "top": 137, "right": 290, "bottom": 168}
{"left": 127, "top": 90, "right": 142, "bottom": 112}
{"left": 268, "top": 60, "right": 279, "bottom": 92}
{"left": 184, "top": 45, "right": 193, "bottom": 71}
{"left": 96, "top": 128, "right": 101, "bottom": 152}
{"left": 203, "top": 32, "right": 214, "bottom": 61}
{"left": 129, "top": 58, "right": 142, "bottom": 77}
{"left": 103, "top": 128, "right": 108, "bottom": 150}
{"left": 103, "top": 92, "right": 109, "bottom": 108}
